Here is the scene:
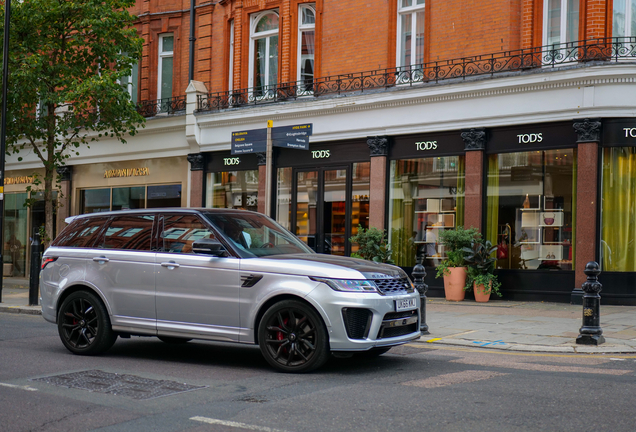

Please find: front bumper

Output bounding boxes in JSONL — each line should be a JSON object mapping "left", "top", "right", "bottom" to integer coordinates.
{"left": 306, "top": 284, "right": 421, "bottom": 351}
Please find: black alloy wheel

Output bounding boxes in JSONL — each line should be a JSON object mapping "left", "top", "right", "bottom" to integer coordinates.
{"left": 57, "top": 291, "right": 117, "bottom": 356}
{"left": 258, "top": 300, "right": 329, "bottom": 373}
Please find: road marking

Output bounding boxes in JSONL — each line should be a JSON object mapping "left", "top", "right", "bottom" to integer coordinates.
{"left": 0, "top": 383, "right": 38, "bottom": 392}
{"left": 426, "top": 338, "right": 442, "bottom": 343}
{"left": 473, "top": 340, "right": 507, "bottom": 347}
{"left": 190, "top": 417, "right": 292, "bottom": 432}
{"left": 403, "top": 370, "right": 508, "bottom": 388}
{"left": 405, "top": 344, "right": 636, "bottom": 360}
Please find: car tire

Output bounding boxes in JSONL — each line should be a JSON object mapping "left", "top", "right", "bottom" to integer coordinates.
{"left": 158, "top": 336, "right": 192, "bottom": 344}
{"left": 258, "top": 300, "right": 330, "bottom": 373}
{"left": 57, "top": 290, "right": 117, "bottom": 356}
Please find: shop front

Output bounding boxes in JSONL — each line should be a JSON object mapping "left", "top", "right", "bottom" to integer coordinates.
{"left": 72, "top": 157, "right": 187, "bottom": 214}
{"left": 485, "top": 122, "right": 578, "bottom": 302}
{"left": 387, "top": 131, "right": 467, "bottom": 295}
{"left": 3, "top": 168, "right": 55, "bottom": 278}
{"left": 275, "top": 140, "right": 370, "bottom": 256}
{"left": 598, "top": 118, "right": 636, "bottom": 304}
{"left": 204, "top": 151, "right": 260, "bottom": 212}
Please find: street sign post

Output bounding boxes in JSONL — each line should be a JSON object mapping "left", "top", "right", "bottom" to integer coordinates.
{"left": 271, "top": 123, "right": 313, "bottom": 150}
{"left": 231, "top": 128, "right": 267, "bottom": 155}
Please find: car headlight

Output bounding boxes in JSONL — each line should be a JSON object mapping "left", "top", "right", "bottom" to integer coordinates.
{"left": 310, "top": 277, "right": 378, "bottom": 293}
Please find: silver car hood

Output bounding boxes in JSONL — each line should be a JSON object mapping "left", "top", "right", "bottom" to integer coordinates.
{"left": 240, "top": 253, "right": 409, "bottom": 280}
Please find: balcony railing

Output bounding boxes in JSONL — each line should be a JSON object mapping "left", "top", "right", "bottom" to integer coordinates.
{"left": 197, "top": 37, "right": 636, "bottom": 113}
{"left": 137, "top": 96, "right": 186, "bottom": 117}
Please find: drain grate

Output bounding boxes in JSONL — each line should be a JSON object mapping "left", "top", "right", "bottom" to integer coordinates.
{"left": 32, "top": 370, "right": 207, "bottom": 400}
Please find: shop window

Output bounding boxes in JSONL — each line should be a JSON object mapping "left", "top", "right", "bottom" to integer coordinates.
{"left": 486, "top": 149, "right": 576, "bottom": 271}
{"left": 613, "top": 0, "right": 636, "bottom": 37}
{"left": 206, "top": 170, "right": 259, "bottom": 212}
{"left": 158, "top": 34, "right": 174, "bottom": 105}
{"left": 601, "top": 147, "right": 636, "bottom": 271}
{"left": 397, "top": 0, "right": 425, "bottom": 70}
{"left": 297, "top": 4, "right": 315, "bottom": 93}
{"left": 250, "top": 11, "right": 279, "bottom": 96}
{"left": 276, "top": 167, "right": 293, "bottom": 230}
{"left": 3, "top": 193, "right": 28, "bottom": 277}
{"left": 99, "top": 215, "right": 154, "bottom": 251}
{"left": 80, "top": 189, "right": 111, "bottom": 213}
{"left": 543, "top": 0, "right": 579, "bottom": 47}
{"left": 147, "top": 185, "right": 182, "bottom": 208}
{"left": 350, "top": 162, "right": 370, "bottom": 256}
{"left": 112, "top": 187, "right": 145, "bottom": 211}
{"left": 388, "top": 156, "right": 465, "bottom": 267}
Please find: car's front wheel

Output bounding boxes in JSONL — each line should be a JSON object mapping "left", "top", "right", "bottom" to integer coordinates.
{"left": 258, "top": 300, "right": 329, "bottom": 373}
{"left": 57, "top": 291, "right": 117, "bottom": 355}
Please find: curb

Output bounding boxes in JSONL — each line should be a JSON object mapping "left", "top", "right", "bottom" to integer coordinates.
{"left": 0, "top": 306, "right": 42, "bottom": 315}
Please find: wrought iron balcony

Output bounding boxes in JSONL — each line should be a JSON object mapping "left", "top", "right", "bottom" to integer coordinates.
{"left": 197, "top": 37, "right": 636, "bottom": 113}
{"left": 137, "top": 96, "right": 186, "bottom": 117}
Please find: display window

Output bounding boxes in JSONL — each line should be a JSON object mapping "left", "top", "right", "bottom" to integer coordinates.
{"left": 206, "top": 170, "right": 259, "bottom": 211}
{"left": 388, "top": 156, "right": 465, "bottom": 267}
{"left": 486, "top": 149, "right": 576, "bottom": 271}
{"left": 601, "top": 147, "right": 636, "bottom": 271}
{"left": 79, "top": 185, "right": 181, "bottom": 213}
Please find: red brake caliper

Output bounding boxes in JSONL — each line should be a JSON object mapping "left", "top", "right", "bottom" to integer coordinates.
{"left": 277, "top": 317, "right": 290, "bottom": 354}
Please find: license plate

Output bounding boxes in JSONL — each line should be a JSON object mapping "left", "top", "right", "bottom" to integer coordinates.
{"left": 395, "top": 298, "right": 417, "bottom": 312}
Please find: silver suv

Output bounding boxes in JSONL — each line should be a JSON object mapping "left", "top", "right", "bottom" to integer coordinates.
{"left": 40, "top": 209, "right": 421, "bottom": 372}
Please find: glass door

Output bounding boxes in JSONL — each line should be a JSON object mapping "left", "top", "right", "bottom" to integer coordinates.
{"left": 291, "top": 163, "right": 370, "bottom": 256}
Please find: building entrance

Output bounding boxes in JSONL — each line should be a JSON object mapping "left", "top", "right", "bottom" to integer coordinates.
{"left": 291, "top": 164, "right": 369, "bottom": 255}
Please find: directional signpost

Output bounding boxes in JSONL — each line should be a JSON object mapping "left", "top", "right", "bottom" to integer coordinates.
{"left": 231, "top": 123, "right": 313, "bottom": 217}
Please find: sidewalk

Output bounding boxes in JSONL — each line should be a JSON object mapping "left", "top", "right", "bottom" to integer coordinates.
{"left": 2, "top": 279, "right": 636, "bottom": 354}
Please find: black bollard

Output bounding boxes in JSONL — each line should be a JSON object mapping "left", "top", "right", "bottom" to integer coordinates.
{"left": 411, "top": 250, "right": 429, "bottom": 335}
{"left": 28, "top": 233, "right": 41, "bottom": 306}
{"left": 576, "top": 261, "right": 605, "bottom": 345}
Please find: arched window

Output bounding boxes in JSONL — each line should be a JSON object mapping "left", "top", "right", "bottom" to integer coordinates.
{"left": 250, "top": 11, "right": 279, "bottom": 96}
{"left": 298, "top": 4, "right": 315, "bottom": 92}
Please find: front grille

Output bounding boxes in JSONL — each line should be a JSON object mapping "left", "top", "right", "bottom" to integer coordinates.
{"left": 376, "top": 309, "right": 419, "bottom": 339}
{"left": 342, "top": 308, "right": 372, "bottom": 339}
{"left": 373, "top": 277, "right": 413, "bottom": 295}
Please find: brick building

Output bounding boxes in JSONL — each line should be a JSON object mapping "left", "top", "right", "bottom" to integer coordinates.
{"left": 6, "top": 0, "right": 636, "bottom": 304}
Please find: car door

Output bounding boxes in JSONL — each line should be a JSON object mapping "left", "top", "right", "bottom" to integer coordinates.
{"left": 154, "top": 213, "right": 241, "bottom": 342}
{"left": 84, "top": 214, "right": 157, "bottom": 334}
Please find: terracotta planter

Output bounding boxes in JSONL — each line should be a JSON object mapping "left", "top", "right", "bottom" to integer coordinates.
{"left": 443, "top": 267, "right": 467, "bottom": 301}
{"left": 473, "top": 281, "right": 492, "bottom": 302}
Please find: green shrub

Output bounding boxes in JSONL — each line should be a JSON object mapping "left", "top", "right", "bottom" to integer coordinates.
{"left": 349, "top": 225, "right": 393, "bottom": 264}
{"left": 435, "top": 226, "right": 481, "bottom": 278}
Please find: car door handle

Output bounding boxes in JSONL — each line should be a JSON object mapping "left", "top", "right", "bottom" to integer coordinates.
{"left": 92, "top": 256, "right": 109, "bottom": 263}
{"left": 161, "top": 261, "right": 180, "bottom": 269}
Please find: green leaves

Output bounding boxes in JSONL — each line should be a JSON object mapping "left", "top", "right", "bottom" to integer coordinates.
{"left": 349, "top": 225, "right": 394, "bottom": 264}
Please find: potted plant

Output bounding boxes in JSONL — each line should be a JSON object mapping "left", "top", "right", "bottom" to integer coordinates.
{"left": 463, "top": 238, "right": 502, "bottom": 302}
{"left": 349, "top": 225, "right": 393, "bottom": 263}
{"left": 435, "top": 227, "right": 480, "bottom": 301}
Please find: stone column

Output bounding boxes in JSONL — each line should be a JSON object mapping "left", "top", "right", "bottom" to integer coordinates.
{"left": 571, "top": 119, "right": 601, "bottom": 304}
{"left": 187, "top": 153, "right": 205, "bottom": 208}
{"left": 461, "top": 128, "right": 486, "bottom": 232}
{"left": 55, "top": 166, "right": 72, "bottom": 236}
{"left": 256, "top": 153, "right": 267, "bottom": 215}
{"left": 367, "top": 136, "right": 390, "bottom": 230}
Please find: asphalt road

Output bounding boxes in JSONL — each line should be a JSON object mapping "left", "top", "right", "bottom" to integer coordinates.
{"left": 1, "top": 312, "right": 635, "bottom": 432}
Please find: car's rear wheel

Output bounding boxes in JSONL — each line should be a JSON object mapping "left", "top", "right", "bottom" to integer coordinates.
{"left": 258, "top": 300, "right": 329, "bottom": 373}
{"left": 57, "top": 291, "right": 117, "bottom": 355}
{"left": 158, "top": 336, "right": 192, "bottom": 344}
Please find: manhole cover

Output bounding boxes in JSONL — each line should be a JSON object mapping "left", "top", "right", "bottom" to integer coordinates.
{"left": 32, "top": 370, "right": 207, "bottom": 400}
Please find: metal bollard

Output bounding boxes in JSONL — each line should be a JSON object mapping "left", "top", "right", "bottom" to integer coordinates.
{"left": 576, "top": 261, "right": 605, "bottom": 345}
{"left": 411, "top": 250, "right": 429, "bottom": 335}
{"left": 28, "top": 233, "right": 41, "bottom": 306}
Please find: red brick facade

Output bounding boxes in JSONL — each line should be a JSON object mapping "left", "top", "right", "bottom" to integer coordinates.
{"left": 129, "top": 0, "right": 615, "bottom": 103}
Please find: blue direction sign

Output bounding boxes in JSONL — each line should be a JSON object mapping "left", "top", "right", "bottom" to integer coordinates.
{"left": 272, "top": 123, "right": 313, "bottom": 150}
{"left": 231, "top": 128, "right": 267, "bottom": 155}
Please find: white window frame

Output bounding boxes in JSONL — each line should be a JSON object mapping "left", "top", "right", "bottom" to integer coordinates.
{"left": 157, "top": 34, "right": 174, "bottom": 101}
{"left": 396, "top": 0, "right": 426, "bottom": 69}
{"left": 228, "top": 20, "right": 235, "bottom": 92}
{"left": 248, "top": 10, "right": 279, "bottom": 90}
{"left": 542, "top": 0, "right": 578, "bottom": 47}
{"left": 297, "top": 4, "right": 316, "bottom": 87}
{"left": 613, "top": 0, "right": 636, "bottom": 37}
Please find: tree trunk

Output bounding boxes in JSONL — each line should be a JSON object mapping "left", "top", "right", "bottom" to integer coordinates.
{"left": 44, "top": 167, "right": 54, "bottom": 249}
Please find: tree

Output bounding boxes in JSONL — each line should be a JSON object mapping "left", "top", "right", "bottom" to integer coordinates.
{"left": 0, "top": 0, "right": 144, "bottom": 245}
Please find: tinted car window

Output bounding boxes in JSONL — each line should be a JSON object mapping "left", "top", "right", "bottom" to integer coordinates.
{"left": 52, "top": 216, "right": 110, "bottom": 248}
{"left": 161, "top": 215, "right": 216, "bottom": 254}
{"left": 98, "top": 215, "right": 155, "bottom": 251}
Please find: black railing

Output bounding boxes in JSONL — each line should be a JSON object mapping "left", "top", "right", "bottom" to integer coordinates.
{"left": 137, "top": 95, "right": 187, "bottom": 117}
{"left": 197, "top": 37, "right": 636, "bottom": 113}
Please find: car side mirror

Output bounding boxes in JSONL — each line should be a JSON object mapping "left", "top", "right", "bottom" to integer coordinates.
{"left": 192, "top": 238, "right": 228, "bottom": 257}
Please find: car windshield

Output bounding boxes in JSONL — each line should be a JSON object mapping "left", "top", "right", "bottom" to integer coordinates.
{"left": 203, "top": 211, "right": 314, "bottom": 258}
